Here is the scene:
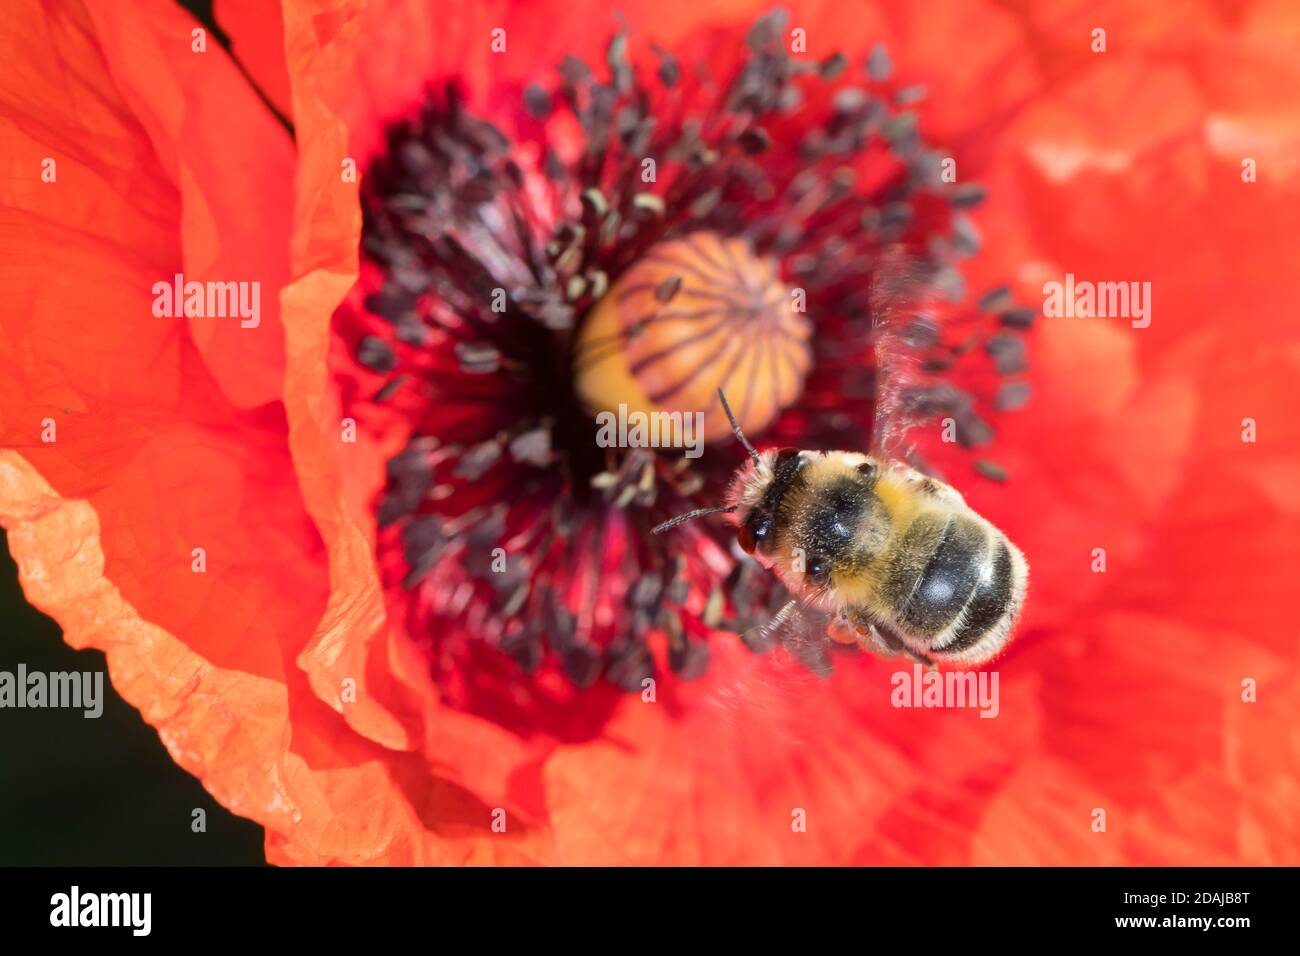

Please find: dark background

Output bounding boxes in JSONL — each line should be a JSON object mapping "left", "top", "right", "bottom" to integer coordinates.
{"left": 0, "top": 0, "right": 263, "bottom": 866}
{"left": 0, "top": 532, "right": 265, "bottom": 864}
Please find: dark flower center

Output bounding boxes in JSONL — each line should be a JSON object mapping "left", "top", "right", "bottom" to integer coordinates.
{"left": 346, "top": 10, "right": 1032, "bottom": 707}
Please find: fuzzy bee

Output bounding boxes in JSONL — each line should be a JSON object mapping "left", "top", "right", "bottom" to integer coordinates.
{"left": 653, "top": 382, "right": 1028, "bottom": 668}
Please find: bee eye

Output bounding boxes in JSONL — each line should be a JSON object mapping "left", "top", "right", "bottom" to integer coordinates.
{"left": 776, "top": 447, "right": 800, "bottom": 465}
{"left": 737, "top": 522, "right": 756, "bottom": 554}
{"left": 856, "top": 460, "right": 877, "bottom": 480}
{"left": 739, "top": 512, "right": 772, "bottom": 555}
{"left": 807, "top": 555, "right": 831, "bottom": 586}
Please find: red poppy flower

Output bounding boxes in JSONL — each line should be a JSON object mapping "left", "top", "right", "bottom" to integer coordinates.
{"left": 1, "top": 0, "right": 1298, "bottom": 865}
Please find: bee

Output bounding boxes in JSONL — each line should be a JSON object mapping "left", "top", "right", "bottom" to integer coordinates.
{"left": 652, "top": 387, "right": 1028, "bottom": 668}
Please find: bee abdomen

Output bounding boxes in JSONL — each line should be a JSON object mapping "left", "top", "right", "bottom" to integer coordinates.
{"left": 895, "top": 515, "right": 988, "bottom": 637}
{"left": 938, "top": 537, "right": 1015, "bottom": 653}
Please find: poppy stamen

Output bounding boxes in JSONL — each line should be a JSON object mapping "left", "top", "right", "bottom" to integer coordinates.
{"left": 346, "top": 11, "right": 1034, "bottom": 698}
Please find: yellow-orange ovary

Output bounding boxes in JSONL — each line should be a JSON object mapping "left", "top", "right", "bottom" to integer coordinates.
{"left": 575, "top": 232, "right": 813, "bottom": 443}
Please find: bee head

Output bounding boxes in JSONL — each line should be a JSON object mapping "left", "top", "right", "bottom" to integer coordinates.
{"left": 730, "top": 447, "right": 803, "bottom": 556}
{"left": 650, "top": 391, "right": 797, "bottom": 546}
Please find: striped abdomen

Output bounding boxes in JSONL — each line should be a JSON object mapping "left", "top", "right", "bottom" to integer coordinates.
{"left": 877, "top": 510, "right": 1024, "bottom": 661}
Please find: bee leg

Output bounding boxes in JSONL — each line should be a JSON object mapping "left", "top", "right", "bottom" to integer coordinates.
{"left": 860, "top": 617, "right": 938, "bottom": 670}
{"left": 842, "top": 606, "right": 900, "bottom": 659}
{"left": 827, "top": 616, "right": 859, "bottom": 646}
{"left": 880, "top": 625, "right": 938, "bottom": 670}
{"left": 904, "top": 647, "right": 938, "bottom": 671}
{"left": 854, "top": 622, "right": 904, "bottom": 659}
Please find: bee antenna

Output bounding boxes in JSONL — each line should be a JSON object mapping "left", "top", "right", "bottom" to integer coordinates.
{"left": 717, "top": 388, "right": 760, "bottom": 465}
{"left": 651, "top": 504, "right": 738, "bottom": 535}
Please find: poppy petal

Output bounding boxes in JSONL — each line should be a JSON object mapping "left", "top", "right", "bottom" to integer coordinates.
{"left": 213, "top": 0, "right": 294, "bottom": 121}
{"left": 86, "top": 0, "right": 296, "bottom": 409}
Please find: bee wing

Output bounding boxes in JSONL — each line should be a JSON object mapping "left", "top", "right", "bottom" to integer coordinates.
{"left": 749, "top": 596, "right": 835, "bottom": 677}
{"left": 868, "top": 247, "right": 941, "bottom": 462}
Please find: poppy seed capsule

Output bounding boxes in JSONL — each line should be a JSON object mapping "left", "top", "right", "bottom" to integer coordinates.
{"left": 575, "top": 232, "right": 813, "bottom": 443}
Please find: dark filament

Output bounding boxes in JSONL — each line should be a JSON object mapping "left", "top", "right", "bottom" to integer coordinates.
{"left": 349, "top": 9, "right": 1034, "bottom": 696}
